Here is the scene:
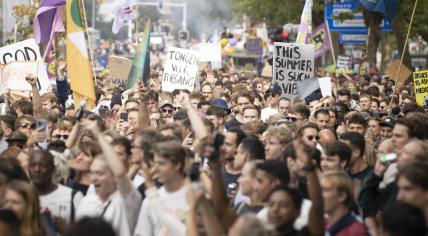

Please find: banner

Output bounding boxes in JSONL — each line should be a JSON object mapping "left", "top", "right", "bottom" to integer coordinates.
{"left": 273, "top": 42, "right": 315, "bottom": 100}
{"left": 308, "top": 23, "right": 330, "bottom": 58}
{"left": 66, "top": 0, "right": 96, "bottom": 108}
{"left": 336, "top": 55, "right": 354, "bottom": 74}
{"left": 128, "top": 17, "right": 151, "bottom": 88}
{"left": 0, "top": 61, "right": 39, "bottom": 95}
{"left": 296, "top": 0, "right": 313, "bottom": 44}
{"left": 413, "top": 70, "right": 428, "bottom": 109}
{"left": 0, "top": 38, "right": 51, "bottom": 94}
{"left": 198, "top": 43, "right": 221, "bottom": 62}
{"left": 108, "top": 56, "right": 132, "bottom": 88}
{"left": 162, "top": 47, "right": 199, "bottom": 92}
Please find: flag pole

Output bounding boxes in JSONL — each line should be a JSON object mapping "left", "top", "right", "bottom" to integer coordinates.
{"left": 326, "top": 22, "right": 336, "bottom": 68}
{"left": 79, "top": 0, "right": 98, "bottom": 86}
{"left": 388, "top": 0, "right": 418, "bottom": 115}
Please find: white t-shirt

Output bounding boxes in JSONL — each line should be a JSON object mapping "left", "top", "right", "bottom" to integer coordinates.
{"left": 261, "top": 107, "right": 279, "bottom": 122}
{"left": 76, "top": 188, "right": 142, "bottom": 236}
{"left": 133, "top": 174, "right": 145, "bottom": 188}
{"left": 134, "top": 185, "right": 187, "bottom": 236}
{"left": 40, "top": 184, "right": 84, "bottom": 223}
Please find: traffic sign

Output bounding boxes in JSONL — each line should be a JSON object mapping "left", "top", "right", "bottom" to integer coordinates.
{"left": 340, "top": 32, "right": 368, "bottom": 44}
{"left": 325, "top": 2, "right": 392, "bottom": 31}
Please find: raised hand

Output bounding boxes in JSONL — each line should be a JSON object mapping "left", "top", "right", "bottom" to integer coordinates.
{"left": 80, "top": 119, "right": 100, "bottom": 134}
{"left": 25, "top": 75, "right": 37, "bottom": 86}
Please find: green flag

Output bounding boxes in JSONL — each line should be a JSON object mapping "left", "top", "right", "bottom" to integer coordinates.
{"left": 127, "top": 17, "right": 151, "bottom": 89}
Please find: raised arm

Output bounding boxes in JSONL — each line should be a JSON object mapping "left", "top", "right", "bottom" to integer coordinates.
{"left": 181, "top": 95, "right": 208, "bottom": 141}
{"left": 65, "top": 122, "right": 82, "bottom": 156}
{"left": 136, "top": 81, "right": 151, "bottom": 128}
{"left": 294, "top": 140, "right": 324, "bottom": 236}
{"left": 25, "top": 75, "right": 42, "bottom": 113}
{"left": 81, "top": 119, "right": 133, "bottom": 197}
{"left": 209, "top": 156, "right": 238, "bottom": 230}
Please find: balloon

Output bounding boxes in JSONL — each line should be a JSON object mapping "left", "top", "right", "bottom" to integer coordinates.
{"left": 228, "top": 47, "right": 235, "bottom": 54}
{"left": 281, "top": 31, "right": 289, "bottom": 39}
{"left": 229, "top": 38, "right": 238, "bottom": 46}
{"left": 221, "top": 49, "right": 228, "bottom": 57}
{"left": 220, "top": 38, "right": 228, "bottom": 48}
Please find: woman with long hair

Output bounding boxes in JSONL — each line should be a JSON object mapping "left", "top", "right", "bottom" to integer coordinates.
{"left": 4, "top": 180, "right": 46, "bottom": 236}
{"left": 68, "top": 141, "right": 102, "bottom": 195}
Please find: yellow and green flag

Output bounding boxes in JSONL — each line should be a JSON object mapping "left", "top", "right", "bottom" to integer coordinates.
{"left": 127, "top": 17, "right": 151, "bottom": 89}
{"left": 66, "top": 0, "right": 96, "bottom": 108}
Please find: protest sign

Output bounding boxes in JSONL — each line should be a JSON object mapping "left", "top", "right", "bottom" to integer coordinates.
{"left": 273, "top": 42, "right": 315, "bottom": 100}
{"left": 385, "top": 60, "right": 412, "bottom": 86}
{"left": 308, "top": 23, "right": 330, "bottom": 58}
{"left": 297, "top": 78, "right": 322, "bottom": 103}
{"left": 413, "top": 70, "right": 428, "bottom": 109}
{"left": 0, "top": 38, "right": 51, "bottom": 95}
{"left": 107, "top": 56, "right": 132, "bottom": 88}
{"left": 0, "top": 61, "right": 39, "bottom": 95}
{"left": 198, "top": 43, "right": 221, "bottom": 62}
{"left": 162, "top": 47, "right": 199, "bottom": 92}
{"left": 318, "top": 77, "right": 332, "bottom": 97}
{"left": 336, "top": 55, "right": 354, "bottom": 74}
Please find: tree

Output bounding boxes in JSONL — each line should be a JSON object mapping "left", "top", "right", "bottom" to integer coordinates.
{"left": 231, "top": 0, "right": 325, "bottom": 28}
{"left": 391, "top": 0, "right": 428, "bottom": 69}
{"left": 363, "top": 9, "right": 383, "bottom": 67}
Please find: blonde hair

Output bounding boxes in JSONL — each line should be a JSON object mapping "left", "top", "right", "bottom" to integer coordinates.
{"left": 265, "top": 126, "right": 292, "bottom": 145}
{"left": 321, "top": 171, "right": 354, "bottom": 209}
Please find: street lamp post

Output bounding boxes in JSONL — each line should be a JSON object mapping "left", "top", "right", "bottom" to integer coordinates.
{"left": 134, "top": 0, "right": 187, "bottom": 31}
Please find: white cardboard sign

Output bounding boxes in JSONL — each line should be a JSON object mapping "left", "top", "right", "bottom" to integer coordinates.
{"left": 162, "top": 47, "right": 199, "bottom": 92}
{"left": 318, "top": 77, "right": 332, "bottom": 97}
{"left": 0, "top": 38, "right": 51, "bottom": 95}
{"left": 273, "top": 42, "right": 315, "bottom": 100}
{"left": 0, "top": 61, "right": 39, "bottom": 95}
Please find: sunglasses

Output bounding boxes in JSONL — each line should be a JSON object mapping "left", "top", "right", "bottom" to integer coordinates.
{"left": 306, "top": 135, "right": 320, "bottom": 141}
{"left": 53, "top": 134, "right": 69, "bottom": 140}
{"left": 161, "top": 108, "right": 174, "bottom": 114}
{"left": 19, "top": 123, "right": 35, "bottom": 129}
{"left": 284, "top": 117, "right": 297, "bottom": 122}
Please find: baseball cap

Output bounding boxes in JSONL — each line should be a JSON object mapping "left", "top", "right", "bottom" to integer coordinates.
{"left": 380, "top": 117, "right": 396, "bottom": 127}
{"left": 158, "top": 100, "right": 173, "bottom": 109}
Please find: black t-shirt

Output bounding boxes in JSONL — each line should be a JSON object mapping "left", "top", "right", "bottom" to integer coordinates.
{"left": 221, "top": 166, "right": 240, "bottom": 190}
{"left": 225, "top": 117, "right": 242, "bottom": 130}
{"left": 350, "top": 166, "right": 373, "bottom": 181}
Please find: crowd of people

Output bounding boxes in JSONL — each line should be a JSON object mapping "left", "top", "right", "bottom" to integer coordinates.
{"left": 0, "top": 39, "right": 427, "bottom": 236}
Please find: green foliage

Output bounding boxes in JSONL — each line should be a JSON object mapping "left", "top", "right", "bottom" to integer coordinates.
{"left": 231, "top": 0, "right": 325, "bottom": 28}
{"left": 12, "top": 5, "right": 37, "bottom": 41}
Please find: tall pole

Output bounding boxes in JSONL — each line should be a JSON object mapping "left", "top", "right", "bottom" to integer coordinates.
{"left": 92, "top": 0, "right": 95, "bottom": 29}
{"left": 388, "top": 0, "right": 418, "bottom": 115}
{"left": 80, "top": 0, "right": 97, "bottom": 85}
